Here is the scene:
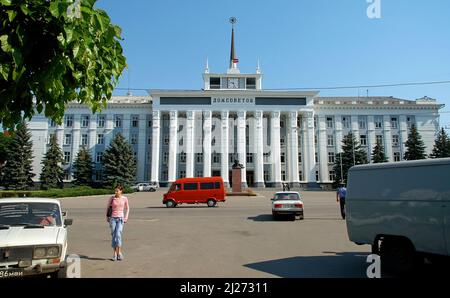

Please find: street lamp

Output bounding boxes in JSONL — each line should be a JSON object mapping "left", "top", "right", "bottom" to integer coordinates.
{"left": 351, "top": 132, "right": 356, "bottom": 166}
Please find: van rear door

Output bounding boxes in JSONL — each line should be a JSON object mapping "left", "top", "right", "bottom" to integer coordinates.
{"left": 444, "top": 198, "right": 450, "bottom": 256}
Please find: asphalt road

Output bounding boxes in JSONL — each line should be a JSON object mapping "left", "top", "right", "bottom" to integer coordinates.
{"left": 59, "top": 189, "right": 377, "bottom": 278}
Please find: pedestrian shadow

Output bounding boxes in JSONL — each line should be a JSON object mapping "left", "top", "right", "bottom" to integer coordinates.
{"left": 78, "top": 255, "right": 110, "bottom": 261}
{"left": 243, "top": 252, "right": 371, "bottom": 278}
{"left": 146, "top": 206, "right": 211, "bottom": 209}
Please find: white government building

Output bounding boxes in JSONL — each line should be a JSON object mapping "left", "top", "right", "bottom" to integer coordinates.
{"left": 24, "top": 24, "right": 443, "bottom": 189}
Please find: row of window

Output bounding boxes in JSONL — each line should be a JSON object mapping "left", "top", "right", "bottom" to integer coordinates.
{"left": 323, "top": 116, "right": 415, "bottom": 130}
{"left": 321, "top": 134, "right": 401, "bottom": 147}
{"left": 63, "top": 150, "right": 139, "bottom": 164}
{"left": 50, "top": 133, "right": 146, "bottom": 146}
{"left": 50, "top": 115, "right": 152, "bottom": 129}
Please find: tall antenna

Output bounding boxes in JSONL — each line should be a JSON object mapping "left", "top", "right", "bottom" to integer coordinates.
{"left": 127, "top": 67, "right": 132, "bottom": 96}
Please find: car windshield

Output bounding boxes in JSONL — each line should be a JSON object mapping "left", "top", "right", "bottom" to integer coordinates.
{"left": 0, "top": 203, "right": 62, "bottom": 227}
{"left": 273, "top": 193, "right": 300, "bottom": 201}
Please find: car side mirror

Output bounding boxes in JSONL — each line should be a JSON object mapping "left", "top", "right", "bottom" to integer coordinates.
{"left": 62, "top": 211, "right": 68, "bottom": 217}
{"left": 270, "top": 198, "right": 275, "bottom": 201}
{"left": 64, "top": 219, "right": 73, "bottom": 226}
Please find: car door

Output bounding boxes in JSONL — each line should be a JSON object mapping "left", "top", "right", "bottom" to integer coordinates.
{"left": 183, "top": 182, "right": 199, "bottom": 203}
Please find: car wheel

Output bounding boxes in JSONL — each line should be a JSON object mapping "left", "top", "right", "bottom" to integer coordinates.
{"left": 380, "top": 237, "right": 417, "bottom": 276}
{"left": 165, "top": 200, "right": 176, "bottom": 208}
{"left": 48, "top": 270, "right": 61, "bottom": 278}
{"left": 207, "top": 199, "right": 216, "bottom": 207}
{"left": 272, "top": 212, "right": 278, "bottom": 221}
{"left": 149, "top": 188, "right": 156, "bottom": 192}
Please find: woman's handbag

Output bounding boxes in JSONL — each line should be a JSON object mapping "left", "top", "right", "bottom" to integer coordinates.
{"left": 107, "top": 200, "right": 113, "bottom": 217}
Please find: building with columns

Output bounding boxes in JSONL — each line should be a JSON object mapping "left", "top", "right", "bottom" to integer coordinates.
{"left": 21, "top": 24, "right": 444, "bottom": 189}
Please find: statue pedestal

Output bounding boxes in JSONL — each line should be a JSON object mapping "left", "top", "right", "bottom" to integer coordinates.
{"left": 232, "top": 168, "right": 242, "bottom": 193}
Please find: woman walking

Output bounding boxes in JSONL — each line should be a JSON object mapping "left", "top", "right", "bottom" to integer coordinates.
{"left": 106, "top": 185, "right": 129, "bottom": 261}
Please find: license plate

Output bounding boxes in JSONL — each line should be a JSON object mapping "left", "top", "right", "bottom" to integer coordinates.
{"left": 0, "top": 269, "right": 24, "bottom": 279}
{"left": 283, "top": 204, "right": 293, "bottom": 208}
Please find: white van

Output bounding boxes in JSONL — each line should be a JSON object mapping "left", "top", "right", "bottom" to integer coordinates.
{"left": 346, "top": 158, "right": 450, "bottom": 274}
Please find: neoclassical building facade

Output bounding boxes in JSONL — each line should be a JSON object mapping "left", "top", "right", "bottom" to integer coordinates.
{"left": 21, "top": 25, "right": 444, "bottom": 189}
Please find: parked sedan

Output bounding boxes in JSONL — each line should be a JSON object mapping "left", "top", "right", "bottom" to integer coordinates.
{"left": 271, "top": 191, "right": 304, "bottom": 220}
{"left": 0, "top": 198, "right": 73, "bottom": 278}
{"left": 132, "top": 182, "right": 158, "bottom": 192}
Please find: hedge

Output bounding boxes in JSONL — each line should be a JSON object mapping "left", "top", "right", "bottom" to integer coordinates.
{"left": 0, "top": 186, "right": 134, "bottom": 198}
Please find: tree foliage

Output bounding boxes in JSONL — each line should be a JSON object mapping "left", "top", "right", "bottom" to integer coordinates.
{"left": 371, "top": 139, "right": 388, "bottom": 163}
{"left": 102, "top": 133, "right": 136, "bottom": 188}
{"left": 0, "top": 131, "right": 12, "bottom": 182}
{"left": 2, "top": 120, "right": 35, "bottom": 189}
{"left": 429, "top": 128, "right": 450, "bottom": 159}
{"left": 333, "top": 132, "right": 368, "bottom": 185}
{"left": 73, "top": 145, "right": 93, "bottom": 186}
{"left": 404, "top": 124, "right": 427, "bottom": 160}
{"left": 0, "top": 0, "right": 127, "bottom": 129}
{"left": 40, "top": 134, "right": 64, "bottom": 189}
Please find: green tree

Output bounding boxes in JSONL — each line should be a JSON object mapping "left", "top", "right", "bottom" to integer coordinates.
{"left": 2, "top": 121, "right": 35, "bottom": 189}
{"left": 429, "top": 128, "right": 450, "bottom": 158}
{"left": 0, "top": 131, "right": 12, "bottom": 182}
{"left": 0, "top": 0, "right": 127, "bottom": 129}
{"left": 333, "top": 132, "right": 368, "bottom": 185}
{"left": 404, "top": 124, "right": 427, "bottom": 160}
{"left": 102, "top": 133, "right": 136, "bottom": 188}
{"left": 40, "top": 134, "right": 64, "bottom": 189}
{"left": 73, "top": 145, "right": 93, "bottom": 186}
{"left": 371, "top": 139, "right": 388, "bottom": 163}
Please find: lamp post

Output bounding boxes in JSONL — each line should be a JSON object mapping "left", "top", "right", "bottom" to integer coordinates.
{"left": 352, "top": 133, "right": 356, "bottom": 166}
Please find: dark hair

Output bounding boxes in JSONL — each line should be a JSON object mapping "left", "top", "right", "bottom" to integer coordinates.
{"left": 115, "top": 185, "right": 124, "bottom": 191}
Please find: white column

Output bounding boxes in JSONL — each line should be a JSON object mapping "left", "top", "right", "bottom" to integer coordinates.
{"left": 203, "top": 111, "right": 212, "bottom": 177}
{"left": 56, "top": 124, "right": 64, "bottom": 151}
{"left": 335, "top": 116, "right": 343, "bottom": 153}
{"left": 254, "top": 111, "right": 265, "bottom": 188}
{"left": 88, "top": 116, "right": 97, "bottom": 160}
{"left": 220, "top": 111, "right": 230, "bottom": 187}
{"left": 123, "top": 114, "right": 130, "bottom": 141}
{"left": 270, "top": 111, "right": 282, "bottom": 187}
{"left": 304, "top": 111, "right": 316, "bottom": 185}
{"left": 318, "top": 115, "right": 329, "bottom": 183}
{"left": 368, "top": 115, "right": 376, "bottom": 163}
{"left": 237, "top": 111, "right": 247, "bottom": 188}
{"left": 168, "top": 111, "right": 178, "bottom": 182}
{"left": 71, "top": 115, "right": 81, "bottom": 166}
{"left": 351, "top": 116, "right": 360, "bottom": 144}
{"left": 105, "top": 114, "right": 114, "bottom": 147}
{"left": 137, "top": 114, "right": 147, "bottom": 181}
{"left": 351, "top": 115, "right": 363, "bottom": 163}
{"left": 186, "top": 111, "right": 195, "bottom": 178}
{"left": 383, "top": 115, "right": 393, "bottom": 162}
{"left": 151, "top": 111, "right": 161, "bottom": 183}
{"left": 287, "top": 111, "right": 300, "bottom": 187}
{"left": 399, "top": 115, "right": 408, "bottom": 160}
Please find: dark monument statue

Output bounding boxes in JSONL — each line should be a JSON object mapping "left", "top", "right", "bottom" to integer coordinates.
{"left": 232, "top": 159, "right": 245, "bottom": 193}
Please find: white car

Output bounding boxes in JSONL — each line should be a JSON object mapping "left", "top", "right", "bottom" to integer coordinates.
{"left": 0, "top": 198, "right": 73, "bottom": 278}
{"left": 132, "top": 182, "right": 158, "bottom": 192}
{"left": 271, "top": 191, "right": 304, "bottom": 220}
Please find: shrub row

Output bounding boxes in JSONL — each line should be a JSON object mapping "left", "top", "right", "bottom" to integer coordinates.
{"left": 0, "top": 186, "right": 134, "bottom": 198}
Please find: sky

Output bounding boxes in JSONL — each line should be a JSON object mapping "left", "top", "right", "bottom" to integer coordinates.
{"left": 96, "top": 0, "right": 450, "bottom": 127}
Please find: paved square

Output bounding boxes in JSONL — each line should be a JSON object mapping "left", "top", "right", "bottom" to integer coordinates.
{"left": 61, "top": 190, "right": 371, "bottom": 278}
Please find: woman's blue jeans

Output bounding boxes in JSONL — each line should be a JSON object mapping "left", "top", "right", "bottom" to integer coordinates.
{"left": 109, "top": 217, "right": 124, "bottom": 248}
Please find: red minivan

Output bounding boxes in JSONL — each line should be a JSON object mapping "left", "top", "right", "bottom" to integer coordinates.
{"left": 162, "top": 177, "right": 226, "bottom": 208}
